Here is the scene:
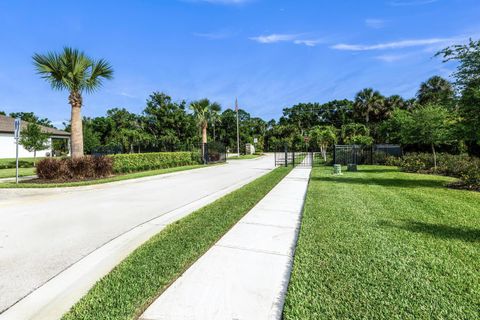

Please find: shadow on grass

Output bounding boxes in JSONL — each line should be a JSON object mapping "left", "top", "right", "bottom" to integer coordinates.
{"left": 357, "top": 168, "right": 399, "bottom": 173}
{"left": 312, "top": 175, "right": 447, "bottom": 189}
{"left": 379, "top": 219, "right": 480, "bottom": 243}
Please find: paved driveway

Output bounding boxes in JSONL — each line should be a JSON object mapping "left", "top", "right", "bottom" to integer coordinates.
{"left": 0, "top": 155, "right": 274, "bottom": 313}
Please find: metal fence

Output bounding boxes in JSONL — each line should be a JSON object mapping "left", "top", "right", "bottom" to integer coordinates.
{"left": 202, "top": 141, "right": 227, "bottom": 164}
{"left": 333, "top": 144, "right": 402, "bottom": 165}
{"left": 274, "top": 149, "right": 324, "bottom": 167}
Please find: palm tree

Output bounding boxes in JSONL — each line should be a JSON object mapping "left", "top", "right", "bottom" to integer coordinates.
{"left": 190, "top": 99, "right": 221, "bottom": 160}
{"left": 416, "top": 76, "right": 454, "bottom": 106}
{"left": 209, "top": 102, "right": 221, "bottom": 141}
{"left": 353, "top": 88, "right": 384, "bottom": 123}
{"left": 33, "top": 47, "right": 113, "bottom": 158}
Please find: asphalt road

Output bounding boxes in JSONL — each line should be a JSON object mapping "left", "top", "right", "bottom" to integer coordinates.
{"left": 0, "top": 155, "right": 274, "bottom": 313}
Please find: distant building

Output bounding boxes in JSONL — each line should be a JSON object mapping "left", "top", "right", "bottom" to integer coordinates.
{"left": 0, "top": 114, "right": 70, "bottom": 158}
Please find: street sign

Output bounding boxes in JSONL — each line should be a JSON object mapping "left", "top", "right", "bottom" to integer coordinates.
{"left": 14, "top": 118, "right": 21, "bottom": 184}
{"left": 14, "top": 118, "right": 21, "bottom": 139}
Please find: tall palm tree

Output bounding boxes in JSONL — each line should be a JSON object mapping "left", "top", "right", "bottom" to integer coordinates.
{"left": 416, "top": 75, "right": 454, "bottom": 106}
{"left": 190, "top": 98, "right": 221, "bottom": 162}
{"left": 33, "top": 47, "right": 113, "bottom": 158}
{"left": 209, "top": 102, "right": 221, "bottom": 141}
{"left": 353, "top": 88, "right": 385, "bottom": 123}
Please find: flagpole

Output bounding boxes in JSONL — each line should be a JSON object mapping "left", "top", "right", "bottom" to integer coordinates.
{"left": 235, "top": 98, "right": 240, "bottom": 156}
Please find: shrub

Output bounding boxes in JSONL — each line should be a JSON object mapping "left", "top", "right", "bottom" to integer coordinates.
{"left": 36, "top": 158, "right": 66, "bottom": 180}
{"left": 36, "top": 156, "right": 113, "bottom": 180}
{"left": 110, "top": 152, "right": 201, "bottom": 173}
{"left": 397, "top": 152, "right": 480, "bottom": 189}
{"left": 385, "top": 155, "right": 402, "bottom": 167}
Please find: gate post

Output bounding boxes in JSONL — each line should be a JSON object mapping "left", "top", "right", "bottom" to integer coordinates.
{"left": 203, "top": 143, "right": 208, "bottom": 164}
{"left": 284, "top": 145, "right": 288, "bottom": 167}
{"left": 333, "top": 145, "right": 336, "bottom": 164}
{"left": 292, "top": 150, "right": 295, "bottom": 167}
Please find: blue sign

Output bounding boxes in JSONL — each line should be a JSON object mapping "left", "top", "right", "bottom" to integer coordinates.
{"left": 14, "top": 118, "right": 21, "bottom": 139}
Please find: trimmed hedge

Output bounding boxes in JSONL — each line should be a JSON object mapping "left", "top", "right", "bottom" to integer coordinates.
{"left": 397, "top": 152, "right": 480, "bottom": 189}
{"left": 110, "top": 152, "right": 201, "bottom": 173}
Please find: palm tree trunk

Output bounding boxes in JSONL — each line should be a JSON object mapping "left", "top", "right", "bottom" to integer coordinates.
{"left": 69, "top": 91, "right": 84, "bottom": 158}
{"left": 202, "top": 124, "right": 208, "bottom": 144}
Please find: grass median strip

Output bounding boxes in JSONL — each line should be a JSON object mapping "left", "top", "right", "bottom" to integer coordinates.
{"left": 0, "top": 164, "right": 207, "bottom": 188}
{"left": 0, "top": 167, "right": 36, "bottom": 179}
{"left": 62, "top": 165, "right": 291, "bottom": 320}
{"left": 283, "top": 165, "right": 479, "bottom": 319}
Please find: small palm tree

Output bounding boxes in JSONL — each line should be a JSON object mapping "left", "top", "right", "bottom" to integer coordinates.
{"left": 354, "top": 88, "right": 385, "bottom": 123}
{"left": 33, "top": 47, "right": 113, "bottom": 158}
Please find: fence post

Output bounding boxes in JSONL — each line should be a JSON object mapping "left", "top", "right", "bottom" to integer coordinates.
{"left": 203, "top": 143, "right": 208, "bottom": 165}
{"left": 370, "top": 145, "right": 374, "bottom": 165}
{"left": 292, "top": 150, "right": 295, "bottom": 167}
{"left": 284, "top": 145, "right": 288, "bottom": 167}
{"left": 333, "top": 145, "right": 336, "bottom": 164}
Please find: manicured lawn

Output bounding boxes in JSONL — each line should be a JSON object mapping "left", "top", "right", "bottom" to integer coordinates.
{"left": 284, "top": 166, "right": 479, "bottom": 319}
{"left": 62, "top": 166, "right": 291, "bottom": 320}
{"left": 0, "top": 167, "right": 36, "bottom": 179}
{"left": 0, "top": 157, "right": 41, "bottom": 169}
{"left": 0, "top": 165, "right": 207, "bottom": 188}
{"left": 227, "top": 154, "right": 263, "bottom": 160}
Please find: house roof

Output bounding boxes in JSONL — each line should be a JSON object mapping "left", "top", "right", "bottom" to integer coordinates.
{"left": 0, "top": 114, "right": 70, "bottom": 137}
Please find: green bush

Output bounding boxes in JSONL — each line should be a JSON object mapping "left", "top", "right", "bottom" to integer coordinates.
{"left": 398, "top": 152, "right": 480, "bottom": 189}
{"left": 110, "top": 152, "right": 201, "bottom": 173}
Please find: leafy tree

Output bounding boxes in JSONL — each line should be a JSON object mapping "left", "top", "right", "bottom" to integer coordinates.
{"left": 341, "top": 123, "right": 370, "bottom": 144}
{"left": 353, "top": 88, "right": 385, "bottom": 124}
{"left": 385, "top": 95, "right": 405, "bottom": 110}
{"left": 410, "top": 105, "right": 457, "bottom": 170}
{"left": 143, "top": 92, "right": 196, "bottom": 151}
{"left": 0, "top": 110, "right": 6, "bottom": 116}
{"left": 310, "top": 126, "right": 337, "bottom": 161}
{"left": 33, "top": 47, "right": 113, "bottom": 158}
{"left": 416, "top": 76, "right": 455, "bottom": 106}
{"left": 437, "top": 39, "right": 480, "bottom": 155}
{"left": 209, "top": 103, "right": 221, "bottom": 141}
{"left": 9, "top": 112, "right": 53, "bottom": 127}
{"left": 19, "top": 123, "right": 50, "bottom": 165}
{"left": 379, "top": 108, "right": 413, "bottom": 144}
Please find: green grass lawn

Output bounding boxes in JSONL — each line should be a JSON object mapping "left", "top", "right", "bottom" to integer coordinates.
{"left": 284, "top": 165, "right": 479, "bottom": 320}
{"left": 62, "top": 166, "right": 291, "bottom": 320}
{"left": 0, "top": 167, "right": 36, "bottom": 179}
{"left": 227, "top": 153, "right": 263, "bottom": 160}
{"left": 0, "top": 165, "right": 208, "bottom": 188}
{"left": 0, "top": 157, "right": 41, "bottom": 169}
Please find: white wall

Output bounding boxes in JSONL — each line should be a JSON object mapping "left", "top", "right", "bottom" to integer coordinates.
{"left": 0, "top": 133, "right": 53, "bottom": 159}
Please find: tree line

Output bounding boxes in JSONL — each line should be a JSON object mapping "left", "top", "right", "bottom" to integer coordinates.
{"left": 2, "top": 39, "right": 479, "bottom": 159}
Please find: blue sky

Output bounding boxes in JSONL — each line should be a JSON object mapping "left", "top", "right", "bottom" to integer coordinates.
{"left": 0, "top": 0, "right": 479, "bottom": 127}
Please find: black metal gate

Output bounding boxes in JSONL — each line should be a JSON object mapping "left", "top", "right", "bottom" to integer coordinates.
{"left": 333, "top": 144, "right": 402, "bottom": 165}
{"left": 202, "top": 142, "right": 226, "bottom": 164}
{"left": 274, "top": 149, "right": 323, "bottom": 167}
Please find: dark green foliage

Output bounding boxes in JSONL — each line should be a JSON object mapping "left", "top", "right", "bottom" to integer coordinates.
{"left": 62, "top": 166, "right": 291, "bottom": 320}
{"left": 36, "top": 156, "right": 113, "bottom": 180}
{"left": 111, "top": 152, "right": 200, "bottom": 173}
{"left": 398, "top": 152, "right": 480, "bottom": 188}
{"left": 284, "top": 166, "right": 480, "bottom": 319}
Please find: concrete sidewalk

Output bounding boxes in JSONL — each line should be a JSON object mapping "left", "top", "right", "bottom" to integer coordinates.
{"left": 140, "top": 166, "right": 311, "bottom": 320}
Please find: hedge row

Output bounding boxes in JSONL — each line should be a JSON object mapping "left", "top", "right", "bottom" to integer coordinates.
{"left": 395, "top": 152, "right": 480, "bottom": 189}
{"left": 110, "top": 151, "right": 201, "bottom": 173}
{"left": 37, "top": 156, "right": 113, "bottom": 180}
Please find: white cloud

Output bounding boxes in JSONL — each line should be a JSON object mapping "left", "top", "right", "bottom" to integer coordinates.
{"left": 365, "top": 19, "right": 386, "bottom": 29}
{"left": 250, "top": 34, "right": 321, "bottom": 46}
{"left": 375, "top": 53, "right": 411, "bottom": 62}
{"left": 389, "top": 0, "right": 438, "bottom": 6}
{"left": 249, "top": 34, "right": 298, "bottom": 44}
{"left": 120, "top": 92, "right": 136, "bottom": 98}
{"left": 293, "top": 39, "right": 321, "bottom": 47}
{"left": 331, "top": 38, "right": 453, "bottom": 51}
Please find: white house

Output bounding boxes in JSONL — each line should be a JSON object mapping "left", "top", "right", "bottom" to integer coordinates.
{"left": 0, "top": 114, "right": 70, "bottom": 159}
